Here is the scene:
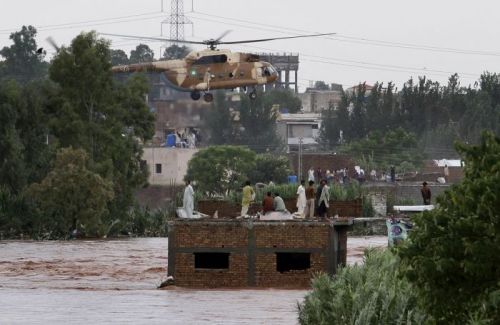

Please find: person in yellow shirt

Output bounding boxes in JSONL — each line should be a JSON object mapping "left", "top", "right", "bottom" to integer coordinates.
{"left": 241, "top": 181, "right": 255, "bottom": 216}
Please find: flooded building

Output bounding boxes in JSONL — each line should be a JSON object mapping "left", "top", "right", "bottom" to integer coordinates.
{"left": 167, "top": 218, "right": 353, "bottom": 288}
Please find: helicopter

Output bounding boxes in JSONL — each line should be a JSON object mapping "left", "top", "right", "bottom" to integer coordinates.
{"left": 101, "top": 32, "right": 334, "bottom": 102}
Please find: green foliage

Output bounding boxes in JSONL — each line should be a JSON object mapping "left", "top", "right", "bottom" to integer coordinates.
{"left": 129, "top": 44, "right": 154, "bottom": 63}
{"left": 239, "top": 90, "right": 283, "bottom": 152}
{"left": 206, "top": 91, "right": 239, "bottom": 145}
{"left": 319, "top": 102, "right": 338, "bottom": 149}
{"left": 341, "top": 128, "right": 424, "bottom": 171}
{"left": 0, "top": 186, "right": 33, "bottom": 237}
{"left": 264, "top": 88, "right": 302, "bottom": 113}
{"left": 162, "top": 44, "right": 190, "bottom": 60}
{"left": 27, "top": 147, "right": 114, "bottom": 238}
{"left": 0, "top": 80, "right": 27, "bottom": 192}
{"left": 48, "top": 31, "right": 154, "bottom": 224}
{"left": 248, "top": 154, "right": 292, "bottom": 184}
{"left": 0, "top": 25, "right": 48, "bottom": 83}
{"left": 398, "top": 131, "right": 500, "bottom": 323}
{"left": 185, "top": 146, "right": 256, "bottom": 196}
{"left": 298, "top": 249, "right": 428, "bottom": 324}
{"left": 206, "top": 90, "right": 291, "bottom": 151}
{"left": 119, "top": 206, "right": 170, "bottom": 237}
{"left": 328, "top": 182, "right": 362, "bottom": 201}
{"left": 110, "top": 49, "right": 129, "bottom": 65}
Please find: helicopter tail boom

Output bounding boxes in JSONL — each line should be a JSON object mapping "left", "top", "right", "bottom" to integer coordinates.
{"left": 111, "top": 62, "right": 167, "bottom": 73}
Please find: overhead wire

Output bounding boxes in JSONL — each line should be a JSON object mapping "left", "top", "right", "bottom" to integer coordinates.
{"left": 0, "top": 11, "right": 164, "bottom": 35}
{"left": 188, "top": 11, "right": 500, "bottom": 57}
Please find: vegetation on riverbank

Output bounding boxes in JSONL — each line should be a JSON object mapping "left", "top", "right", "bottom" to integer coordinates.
{"left": 298, "top": 132, "right": 500, "bottom": 324}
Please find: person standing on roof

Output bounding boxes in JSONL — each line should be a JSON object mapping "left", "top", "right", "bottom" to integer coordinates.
{"left": 305, "top": 180, "right": 316, "bottom": 219}
{"left": 296, "top": 180, "right": 306, "bottom": 217}
{"left": 183, "top": 180, "right": 194, "bottom": 218}
{"left": 308, "top": 167, "right": 315, "bottom": 183}
{"left": 421, "top": 182, "right": 432, "bottom": 205}
{"left": 317, "top": 180, "right": 330, "bottom": 219}
{"left": 241, "top": 181, "right": 255, "bottom": 216}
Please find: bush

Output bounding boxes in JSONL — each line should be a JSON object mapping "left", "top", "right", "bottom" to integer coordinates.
{"left": 298, "top": 249, "right": 428, "bottom": 324}
{"left": 398, "top": 131, "right": 500, "bottom": 323}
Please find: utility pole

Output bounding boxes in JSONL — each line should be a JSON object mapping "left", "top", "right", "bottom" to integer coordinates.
{"left": 298, "top": 137, "right": 303, "bottom": 182}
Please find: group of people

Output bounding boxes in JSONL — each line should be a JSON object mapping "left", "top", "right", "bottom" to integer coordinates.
{"left": 296, "top": 179, "right": 330, "bottom": 219}
{"left": 307, "top": 166, "right": 351, "bottom": 185}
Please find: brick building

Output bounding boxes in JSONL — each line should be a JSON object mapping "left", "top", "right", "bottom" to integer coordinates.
{"left": 167, "top": 218, "right": 353, "bottom": 288}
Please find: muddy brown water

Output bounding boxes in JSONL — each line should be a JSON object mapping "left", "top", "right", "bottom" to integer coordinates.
{"left": 0, "top": 236, "right": 386, "bottom": 324}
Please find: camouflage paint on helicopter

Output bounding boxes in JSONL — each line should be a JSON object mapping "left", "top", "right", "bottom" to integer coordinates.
{"left": 104, "top": 32, "right": 334, "bottom": 102}
{"left": 112, "top": 49, "right": 278, "bottom": 101}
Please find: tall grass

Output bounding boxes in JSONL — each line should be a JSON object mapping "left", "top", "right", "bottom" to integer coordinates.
{"left": 298, "top": 249, "right": 428, "bottom": 324}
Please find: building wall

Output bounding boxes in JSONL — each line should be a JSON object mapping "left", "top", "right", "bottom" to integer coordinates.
{"left": 168, "top": 220, "right": 351, "bottom": 288}
{"left": 299, "top": 90, "right": 342, "bottom": 112}
{"left": 142, "top": 147, "right": 198, "bottom": 185}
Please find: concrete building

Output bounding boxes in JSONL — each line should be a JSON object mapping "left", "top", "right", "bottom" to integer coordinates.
{"left": 299, "top": 87, "right": 343, "bottom": 112}
{"left": 276, "top": 113, "right": 321, "bottom": 151}
{"left": 142, "top": 147, "right": 198, "bottom": 185}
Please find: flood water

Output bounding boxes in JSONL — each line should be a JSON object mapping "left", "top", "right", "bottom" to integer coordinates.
{"left": 0, "top": 236, "right": 386, "bottom": 324}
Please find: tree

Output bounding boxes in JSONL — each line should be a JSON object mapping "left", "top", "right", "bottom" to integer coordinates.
{"left": 398, "top": 131, "right": 500, "bottom": 323}
{"left": 48, "top": 31, "right": 154, "bottom": 222}
{"left": 110, "top": 49, "right": 129, "bottom": 65}
{"left": 0, "top": 81, "right": 27, "bottom": 193}
{"left": 264, "top": 88, "right": 302, "bottom": 113}
{"left": 350, "top": 83, "right": 367, "bottom": 139}
{"left": 343, "top": 128, "right": 424, "bottom": 171}
{"left": 239, "top": 90, "right": 283, "bottom": 153}
{"left": 28, "top": 147, "right": 114, "bottom": 237}
{"left": 248, "top": 154, "right": 292, "bottom": 184}
{"left": 129, "top": 44, "right": 154, "bottom": 63}
{"left": 162, "top": 44, "right": 190, "bottom": 60}
{"left": 185, "top": 146, "right": 256, "bottom": 196}
{"left": 0, "top": 25, "right": 48, "bottom": 83}
{"left": 319, "top": 101, "right": 338, "bottom": 149}
{"left": 205, "top": 91, "right": 239, "bottom": 145}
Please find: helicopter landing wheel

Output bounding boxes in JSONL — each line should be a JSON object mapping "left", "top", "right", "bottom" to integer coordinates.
{"left": 249, "top": 91, "right": 257, "bottom": 100}
{"left": 203, "top": 93, "right": 214, "bottom": 102}
{"left": 190, "top": 91, "right": 201, "bottom": 101}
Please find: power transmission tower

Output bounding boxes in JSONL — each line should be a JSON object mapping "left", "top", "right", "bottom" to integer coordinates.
{"left": 161, "top": 0, "right": 192, "bottom": 41}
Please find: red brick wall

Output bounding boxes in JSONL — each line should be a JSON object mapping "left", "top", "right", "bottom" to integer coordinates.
{"left": 173, "top": 252, "right": 248, "bottom": 287}
{"left": 255, "top": 253, "right": 326, "bottom": 288}
{"left": 168, "top": 220, "right": 347, "bottom": 288}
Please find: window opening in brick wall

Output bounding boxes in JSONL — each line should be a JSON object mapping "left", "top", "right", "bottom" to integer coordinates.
{"left": 276, "top": 253, "right": 311, "bottom": 273}
{"left": 155, "top": 163, "right": 162, "bottom": 174}
{"left": 194, "top": 252, "right": 229, "bottom": 269}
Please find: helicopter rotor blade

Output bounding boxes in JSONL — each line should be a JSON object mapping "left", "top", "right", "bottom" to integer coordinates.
{"left": 214, "top": 30, "right": 232, "bottom": 42}
{"left": 99, "top": 33, "right": 206, "bottom": 46}
{"left": 46, "top": 36, "right": 60, "bottom": 52}
{"left": 218, "top": 32, "right": 336, "bottom": 45}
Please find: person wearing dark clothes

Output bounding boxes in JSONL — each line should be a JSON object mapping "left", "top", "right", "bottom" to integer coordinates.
{"left": 305, "top": 180, "right": 316, "bottom": 219}
{"left": 390, "top": 166, "right": 396, "bottom": 182}
{"left": 262, "top": 191, "right": 274, "bottom": 214}
{"left": 421, "top": 182, "right": 432, "bottom": 205}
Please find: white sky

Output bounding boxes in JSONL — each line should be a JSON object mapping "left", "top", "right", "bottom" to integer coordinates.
{"left": 1, "top": 0, "right": 499, "bottom": 91}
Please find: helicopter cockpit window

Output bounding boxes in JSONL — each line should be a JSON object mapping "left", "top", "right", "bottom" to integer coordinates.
{"left": 263, "top": 66, "right": 274, "bottom": 77}
{"left": 193, "top": 54, "right": 228, "bottom": 65}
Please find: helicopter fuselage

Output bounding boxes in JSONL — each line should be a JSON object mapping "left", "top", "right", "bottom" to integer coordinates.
{"left": 112, "top": 49, "right": 279, "bottom": 95}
